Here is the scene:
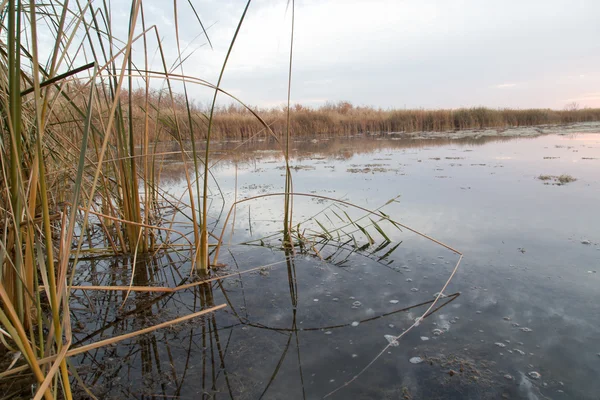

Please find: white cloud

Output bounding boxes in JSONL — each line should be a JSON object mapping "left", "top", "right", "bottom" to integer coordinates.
{"left": 111, "top": 0, "right": 600, "bottom": 109}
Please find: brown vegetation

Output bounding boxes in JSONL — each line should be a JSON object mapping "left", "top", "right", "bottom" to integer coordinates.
{"left": 110, "top": 94, "right": 600, "bottom": 141}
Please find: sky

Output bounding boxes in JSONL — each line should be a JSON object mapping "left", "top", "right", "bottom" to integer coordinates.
{"left": 116, "top": 0, "right": 600, "bottom": 109}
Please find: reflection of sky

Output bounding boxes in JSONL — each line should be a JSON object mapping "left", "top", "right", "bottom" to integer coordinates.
{"left": 177, "top": 133, "right": 600, "bottom": 248}
{"left": 111, "top": 132, "right": 600, "bottom": 399}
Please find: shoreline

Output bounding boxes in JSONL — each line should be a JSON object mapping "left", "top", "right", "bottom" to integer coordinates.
{"left": 389, "top": 121, "right": 600, "bottom": 140}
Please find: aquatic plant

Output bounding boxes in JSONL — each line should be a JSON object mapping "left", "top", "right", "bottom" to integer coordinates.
{"left": 557, "top": 174, "right": 577, "bottom": 184}
{"left": 0, "top": 0, "right": 229, "bottom": 397}
{"left": 101, "top": 99, "right": 600, "bottom": 141}
{"left": 537, "top": 174, "right": 577, "bottom": 185}
{"left": 0, "top": 1, "right": 463, "bottom": 398}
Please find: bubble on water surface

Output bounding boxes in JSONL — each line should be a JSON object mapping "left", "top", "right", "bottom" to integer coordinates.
{"left": 528, "top": 371, "right": 541, "bottom": 380}
{"left": 384, "top": 335, "right": 399, "bottom": 347}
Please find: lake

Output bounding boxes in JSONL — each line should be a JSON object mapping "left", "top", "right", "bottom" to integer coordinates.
{"left": 70, "top": 127, "right": 600, "bottom": 399}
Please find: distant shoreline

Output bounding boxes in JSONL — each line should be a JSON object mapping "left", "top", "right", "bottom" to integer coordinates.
{"left": 386, "top": 121, "right": 600, "bottom": 140}
{"left": 121, "top": 91, "right": 600, "bottom": 141}
{"left": 202, "top": 104, "right": 600, "bottom": 140}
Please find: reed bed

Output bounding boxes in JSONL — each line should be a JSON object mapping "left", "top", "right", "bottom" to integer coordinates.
{"left": 0, "top": 0, "right": 465, "bottom": 397}
{"left": 210, "top": 104, "right": 600, "bottom": 138}
{"left": 122, "top": 96, "right": 600, "bottom": 141}
{"left": 0, "top": 0, "right": 235, "bottom": 397}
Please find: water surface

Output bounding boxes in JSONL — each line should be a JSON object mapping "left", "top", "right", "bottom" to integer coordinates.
{"left": 71, "top": 131, "right": 600, "bottom": 399}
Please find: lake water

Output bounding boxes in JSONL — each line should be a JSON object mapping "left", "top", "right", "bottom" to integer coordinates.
{"left": 70, "top": 130, "right": 600, "bottom": 399}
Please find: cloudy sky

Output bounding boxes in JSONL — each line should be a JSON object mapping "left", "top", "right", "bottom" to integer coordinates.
{"left": 121, "top": 0, "right": 600, "bottom": 109}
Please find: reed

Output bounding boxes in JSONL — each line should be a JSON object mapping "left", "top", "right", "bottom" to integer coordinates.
{"left": 106, "top": 96, "right": 600, "bottom": 141}
{"left": 0, "top": 1, "right": 233, "bottom": 397}
{"left": 0, "top": 1, "right": 467, "bottom": 397}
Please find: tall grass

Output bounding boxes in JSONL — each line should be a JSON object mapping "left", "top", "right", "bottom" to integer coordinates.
{"left": 106, "top": 96, "right": 600, "bottom": 141}
{"left": 0, "top": 0, "right": 237, "bottom": 397}
{"left": 210, "top": 103, "right": 600, "bottom": 138}
{"left": 0, "top": 0, "right": 474, "bottom": 397}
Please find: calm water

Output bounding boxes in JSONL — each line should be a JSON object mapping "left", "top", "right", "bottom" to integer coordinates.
{"left": 71, "top": 132, "right": 600, "bottom": 399}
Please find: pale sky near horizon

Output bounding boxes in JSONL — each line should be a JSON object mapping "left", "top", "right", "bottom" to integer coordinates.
{"left": 116, "top": 0, "right": 600, "bottom": 109}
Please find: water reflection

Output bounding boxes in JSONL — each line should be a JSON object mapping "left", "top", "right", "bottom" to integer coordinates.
{"left": 68, "top": 132, "right": 600, "bottom": 399}
{"left": 70, "top": 230, "right": 463, "bottom": 399}
{"left": 152, "top": 134, "right": 536, "bottom": 180}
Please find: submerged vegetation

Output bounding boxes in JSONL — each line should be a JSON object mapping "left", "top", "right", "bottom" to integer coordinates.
{"left": 537, "top": 174, "right": 577, "bottom": 185}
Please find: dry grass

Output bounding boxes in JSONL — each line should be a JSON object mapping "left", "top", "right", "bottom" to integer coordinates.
{"left": 138, "top": 100, "right": 600, "bottom": 141}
